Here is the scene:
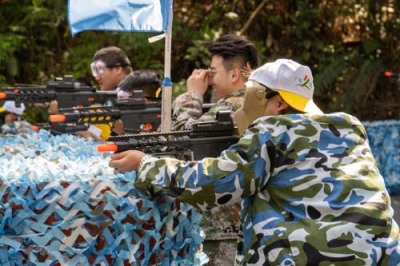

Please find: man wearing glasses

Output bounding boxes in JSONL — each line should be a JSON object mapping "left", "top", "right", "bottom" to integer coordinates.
{"left": 170, "top": 34, "right": 260, "bottom": 264}
{"left": 91, "top": 46, "right": 132, "bottom": 92}
{"left": 171, "top": 34, "right": 260, "bottom": 132}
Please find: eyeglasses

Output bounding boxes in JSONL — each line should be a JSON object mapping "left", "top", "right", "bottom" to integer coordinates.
{"left": 91, "top": 61, "right": 108, "bottom": 77}
{"left": 90, "top": 60, "right": 129, "bottom": 77}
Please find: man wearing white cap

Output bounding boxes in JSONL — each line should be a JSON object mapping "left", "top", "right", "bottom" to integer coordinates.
{"left": 108, "top": 59, "right": 400, "bottom": 265}
{"left": 0, "top": 101, "right": 33, "bottom": 134}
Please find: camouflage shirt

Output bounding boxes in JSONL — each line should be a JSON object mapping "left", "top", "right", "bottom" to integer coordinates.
{"left": 136, "top": 113, "right": 400, "bottom": 265}
{"left": 171, "top": 89, "right": 245, "bottom": 131}
{"left": 1, "top": 120, "right": 32, "bottom": 134}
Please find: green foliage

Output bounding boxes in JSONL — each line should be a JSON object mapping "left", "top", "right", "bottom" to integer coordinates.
{"left": 0, "top": 0, "right": 399, "bottom": 121}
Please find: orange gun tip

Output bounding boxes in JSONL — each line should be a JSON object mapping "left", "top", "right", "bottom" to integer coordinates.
{"left": 384, "top": 71, "right": 393, "bottom": 77}
{"left": 49, "top": 114, "right": 66, "bottom": 123}
{"left": 0, "top": 92, "right": 6, "bottom": 99}
{"left": 31, "top": 125, "right": 40, "bottom": 132}
{"left": 97, "top": 144, "right": 118, "bottom": 152}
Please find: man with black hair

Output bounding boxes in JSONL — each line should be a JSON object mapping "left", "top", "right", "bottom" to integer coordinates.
{"left": 170, "top": 34, "right": 260, "bottom": 264}
{"left": 172, "top": 34, "right": 259, "bottom": 131}
{"left": 91, "top": 46, "right": 133, "bottom": 91}
{"left": 117, "top": 69, "right": 162, "bottom": 102}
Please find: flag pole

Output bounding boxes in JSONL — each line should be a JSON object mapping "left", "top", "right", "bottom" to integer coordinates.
{"left": 160, "top": 1, "right": 173, "bottom": 132}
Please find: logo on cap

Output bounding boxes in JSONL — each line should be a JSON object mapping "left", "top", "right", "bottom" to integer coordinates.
{"left": 297, "top": 75, "right": 312, "bottom": 90}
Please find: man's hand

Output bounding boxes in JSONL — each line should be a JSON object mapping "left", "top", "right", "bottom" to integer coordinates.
{"left": 109, "top": 150, "right": 145, "bottom": 173}
{"left": 187, "top": 69, "right": 209, "bottom": 96}
{"left": 48, "top": 100, "right": 59, "bottom": 115}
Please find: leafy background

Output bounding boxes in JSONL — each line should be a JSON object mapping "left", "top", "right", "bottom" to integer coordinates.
{"left": 0, "top": 0, "right": 399, "bottom": 123}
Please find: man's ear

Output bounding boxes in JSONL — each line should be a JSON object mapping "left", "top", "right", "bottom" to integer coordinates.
{"left": 231, "top": 68, "right": 242, "bottom": 82}
{"left": 114, "top": 66, "right": 125, "bottom": 76}
{"left": 277, "top": 96, "right": 290, "bottom": 114}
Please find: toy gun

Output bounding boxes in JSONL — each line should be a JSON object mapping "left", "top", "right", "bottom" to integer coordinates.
{"left": 49, "top": 91, "right": 161, "bottom": 134}
{"left": 0, "top": 75, "right": 117, "bottom": 108}
{"left": 49, "top": 88, "right": 217, "bottom": 135}
{"left": 97, "top": 110, "right": 238, "bottom": 160}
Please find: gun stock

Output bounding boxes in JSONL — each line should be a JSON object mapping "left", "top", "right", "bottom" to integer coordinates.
{"left": 97, "top": 111, "right": 239, "bottom": 160}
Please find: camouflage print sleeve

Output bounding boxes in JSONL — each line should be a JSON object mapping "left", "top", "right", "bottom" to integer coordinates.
{"left": 172, "top": 89, "right": 245, "bottom": 131}
{"left": 171, "top": 91, "right": 204, "bottom": 131}
{"left": 135, "top": 125, "right": 271, "bottom": 211}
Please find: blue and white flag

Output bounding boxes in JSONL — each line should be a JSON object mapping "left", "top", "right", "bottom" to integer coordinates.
{"left": 68, "top": 0, "right": 172, "bottom": 35}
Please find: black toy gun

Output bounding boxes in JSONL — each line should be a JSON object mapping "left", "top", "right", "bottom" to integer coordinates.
{"left": 97, "top": 110, "right": 239, "bottom": 160}
{"left": 49, "top": 88, "right": 217, "bottom": 134}
{"left": 49, "top": 91, "right": 161, "bottom": 134}
{"left": 0, "top": 75, "right": 117, "bottom": 108}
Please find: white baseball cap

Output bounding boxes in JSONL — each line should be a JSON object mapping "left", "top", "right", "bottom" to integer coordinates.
{"left": 0, "top": 101, "right": 26, "bottom": 115}
{"left": 234, "top": 59, "right": 323, "bottom": 135}
{"left": 249, "top": 58, "right": 322, "bottom": 114}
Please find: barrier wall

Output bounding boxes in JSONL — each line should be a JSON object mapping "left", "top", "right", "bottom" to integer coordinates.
{"left": 0, "top": 131, "right": 203, "bottom": 265}
{"left": 364, "top": 120, "right": 400, "bottom": 195}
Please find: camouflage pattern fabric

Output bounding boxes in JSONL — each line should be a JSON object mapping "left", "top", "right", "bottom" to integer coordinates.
{"left": 200, "top": 204, "right": 241, "bottom": 265}
{"left": 1, "top": 120, "right": 32, "bottom": 134}
{"left": 172, "top": 88, "right": 245, "bottom": 264}
{"left": 171, "top": 89, "right": 245, "bottom": 131}
{"left": 136, "top": 112, "right": 400, "bottom": 265}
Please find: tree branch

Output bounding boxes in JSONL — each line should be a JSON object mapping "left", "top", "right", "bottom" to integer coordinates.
{"left": 240, "top": 0, "right": 268, "bottom": 35}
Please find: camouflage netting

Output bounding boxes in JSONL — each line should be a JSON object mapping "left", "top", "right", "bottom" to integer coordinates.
{"left": 364, "top": 120, "right": 400, "bottom": 195}
{"left": 0, "top": 130, "right": 203, "bottom": 265}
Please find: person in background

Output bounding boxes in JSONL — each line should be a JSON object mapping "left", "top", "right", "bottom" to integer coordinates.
{"left": 49, "top": 46, "right": 132, "bottom": 114}
{"left": 0, "top": 101, "right": 33, "bottom": 134}
{"left": 108, "top": 59, "right": 400, "bottom": 265}
{"left": 112, "top": 69, "right": 163, "bottom": 134}
{"left": 172, "top": 34, "right": 259, "bottom": 131}
{"left": 91, "top": 46, "right": 133, "bottom": 92}
{"left": 116, "top": 69, "right": 162, "bottom": 103}
{"left": 77, "top": 46, "right": 133, "bottom": 139}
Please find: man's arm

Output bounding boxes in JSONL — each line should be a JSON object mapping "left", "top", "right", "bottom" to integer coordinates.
{"left": 172, "top": 69, "right": 209, "bottom": 131}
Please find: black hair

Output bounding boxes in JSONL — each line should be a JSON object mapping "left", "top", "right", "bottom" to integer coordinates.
{"left": 93, "top": 46, "right": 132, "bottom": 74}
{"left": 208, "top": 34, "right": 260, "bottom": 71}
{"left": 118, "top": 69, "right": 162, "bottom": 99}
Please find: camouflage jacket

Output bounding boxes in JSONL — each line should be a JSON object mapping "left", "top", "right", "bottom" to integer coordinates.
{"left": 171, "top": 89, "right": 244, "bottom": 131}
{"left": 1, "top": 120, "right": 32, "bottom": 134}
{"left": 136, "top": 113, "right": 400, "bottom": 265}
